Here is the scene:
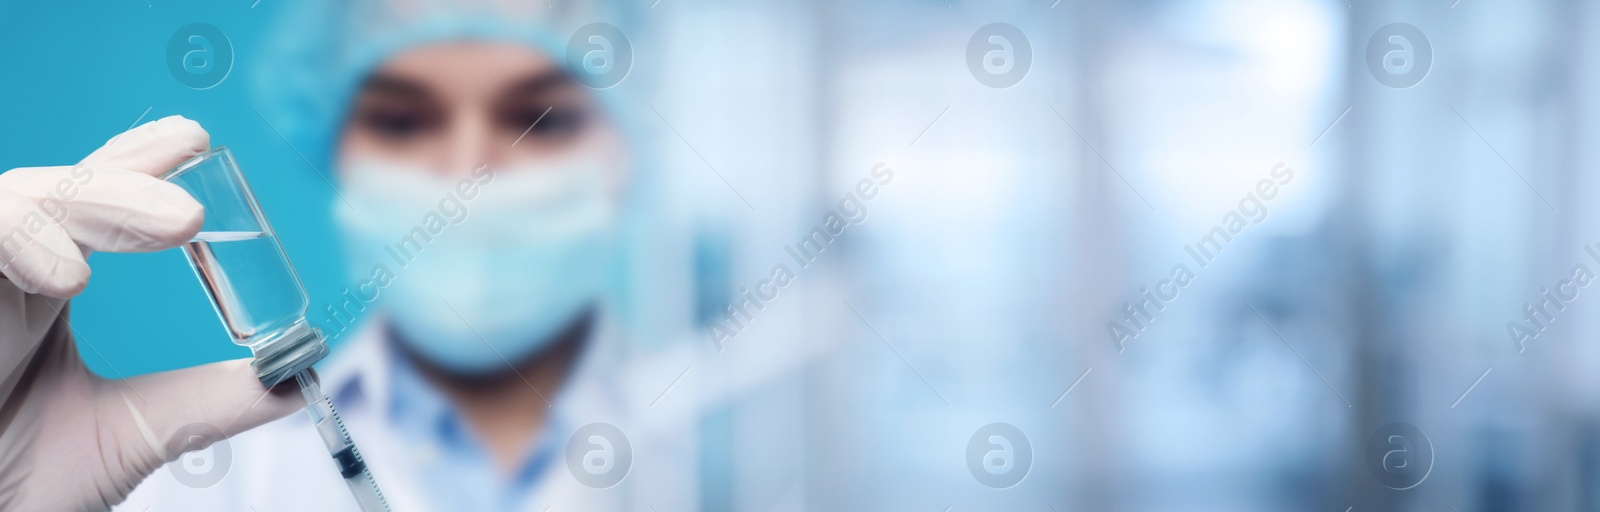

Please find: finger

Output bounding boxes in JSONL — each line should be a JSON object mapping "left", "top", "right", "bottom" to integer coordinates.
{"left": 114, "top": 359, "right": 305, "bottom": 465}
{"left": 79, "top": 115, "right": 209, "bottom": 177}
{"left": 0, "top": 188, "right": 89, "bottom": 298}
{"left": 0, "top": 166, "right": 203, "bottom": 253}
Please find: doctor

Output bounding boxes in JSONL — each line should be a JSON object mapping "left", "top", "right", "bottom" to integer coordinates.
{"left": 118, "top": 1, "right": 705, "bottom": 511}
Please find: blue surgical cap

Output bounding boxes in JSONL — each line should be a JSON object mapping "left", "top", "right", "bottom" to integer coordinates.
{"left": 251, "top": 0, "right": 620, "bottom": 173}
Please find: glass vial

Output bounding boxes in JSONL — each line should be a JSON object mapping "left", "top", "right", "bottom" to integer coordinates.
{"left": 163, "top": 147, "right": 327, "bottom": 386}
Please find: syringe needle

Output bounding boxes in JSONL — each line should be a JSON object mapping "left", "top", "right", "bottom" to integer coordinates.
{"left": 295, "top": 370, "right": 391, "bottom": 512}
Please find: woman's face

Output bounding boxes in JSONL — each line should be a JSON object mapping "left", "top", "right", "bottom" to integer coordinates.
{"left": 337, "top": 42, "right": 620, "bottom": 178}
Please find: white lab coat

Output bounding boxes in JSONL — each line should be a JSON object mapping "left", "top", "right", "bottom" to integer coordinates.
{"left": 116, "top": 315, "right": 709, "bottom": 512}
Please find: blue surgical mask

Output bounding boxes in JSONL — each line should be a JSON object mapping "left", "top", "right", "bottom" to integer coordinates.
{"left": 334, "top": 155, "right": 618, "bottom": 373}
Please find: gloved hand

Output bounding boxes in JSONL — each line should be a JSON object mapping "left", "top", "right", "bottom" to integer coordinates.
{"left": 0, "top": 116, "right": 304, "bottom": 510}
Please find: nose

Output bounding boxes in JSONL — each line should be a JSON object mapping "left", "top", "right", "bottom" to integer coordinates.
{"left": 442, "top": 107, "right": 503, "bottom": 177}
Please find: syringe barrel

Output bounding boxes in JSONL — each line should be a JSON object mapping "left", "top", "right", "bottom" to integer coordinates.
{"left": 294, "top": 371, "right": 390, "bottom": 511}
{"left": 344, "top": 470, "right": 390, "bottom": 512}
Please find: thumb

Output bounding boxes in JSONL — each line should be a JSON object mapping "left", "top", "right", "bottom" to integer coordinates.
{"left": 109, "top": 359, "right": 305, "bottom": 475}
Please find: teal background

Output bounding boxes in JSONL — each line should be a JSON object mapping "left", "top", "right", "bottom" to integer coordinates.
{"left": 0, "top": 1, "right": 356, "bottom": 376}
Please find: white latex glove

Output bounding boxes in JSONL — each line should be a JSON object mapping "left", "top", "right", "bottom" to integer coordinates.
{"left": 0, "top": 116, "right": 304, "bottom": 510}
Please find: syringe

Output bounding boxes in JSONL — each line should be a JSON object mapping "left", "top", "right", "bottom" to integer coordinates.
{"left": 295, "top": 370, "right": 390, "bottom": 512}
{"left": 162, "top": 149, "right": 390, "bottom": 511}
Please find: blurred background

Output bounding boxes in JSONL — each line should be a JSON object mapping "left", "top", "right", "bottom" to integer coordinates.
{"left": 4, "top": 0, "right": 1599, "bottom": 510}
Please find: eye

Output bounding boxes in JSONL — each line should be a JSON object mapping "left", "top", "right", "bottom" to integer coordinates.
{"left": 357, "top": 106, "right": 441, "bottom": 140}
{"left": 501, "top": 106, "right": 588, "bottom": 142}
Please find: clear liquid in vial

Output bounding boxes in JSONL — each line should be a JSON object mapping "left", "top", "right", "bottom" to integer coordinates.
{"left": 182, "top": 231, "right": 307, "bottom": 346}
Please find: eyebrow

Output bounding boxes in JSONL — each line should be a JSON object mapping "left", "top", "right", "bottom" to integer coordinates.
{"left": 359, "top": 73, "right": 433, "bottom": 99}
{"left": 359, "top": 69, "right": 577, "bottom": 101}
{"left": 501, "top": 69, "right": 579, "bottom": 97}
